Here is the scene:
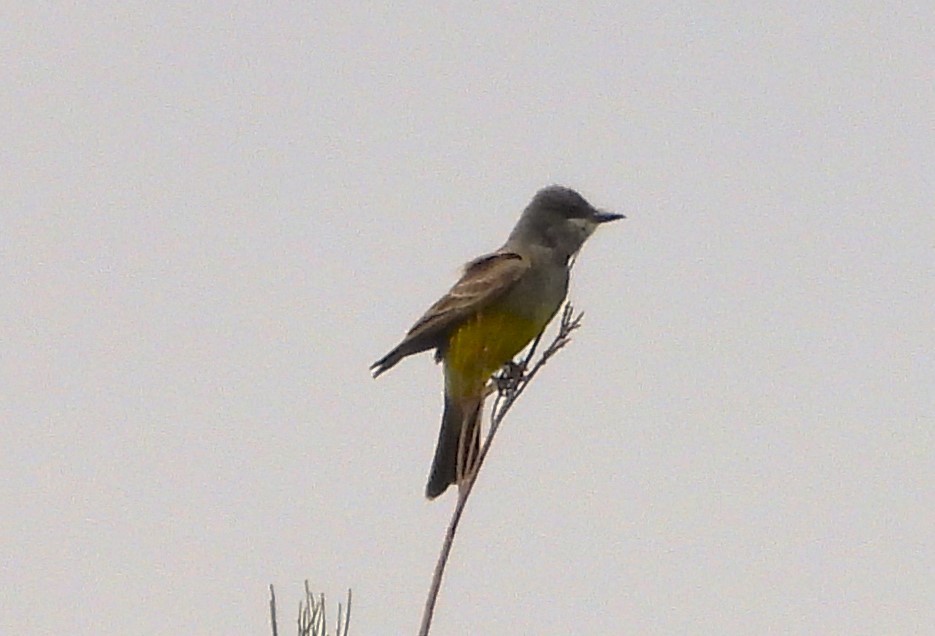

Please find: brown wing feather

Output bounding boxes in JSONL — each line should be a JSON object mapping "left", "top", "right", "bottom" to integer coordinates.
{"left": 371, "top": 251, "right": 529, "bottom": 376}
{"left": 406, "top": 252, "right": 528, "bottom": 338}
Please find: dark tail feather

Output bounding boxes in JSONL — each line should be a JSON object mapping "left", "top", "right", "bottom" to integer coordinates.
{"left": 425, "top": 394, "right": 481, "bottom": 499}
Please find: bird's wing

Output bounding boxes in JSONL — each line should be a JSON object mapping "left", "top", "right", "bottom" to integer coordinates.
{"left": 406, "top": 251, "right": 529, "bottom": 340}
{"left": 370, "top": 251, "right": 529, "bottom": 376}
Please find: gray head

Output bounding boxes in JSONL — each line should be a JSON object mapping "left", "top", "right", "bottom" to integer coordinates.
{"left": 508, "top": 185, "right": 624, "bottom": 261}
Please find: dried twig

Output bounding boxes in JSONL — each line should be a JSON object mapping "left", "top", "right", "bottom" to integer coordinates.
{"left": 269, "top": 583, "right": 351, "bottom": 636}
{"left": 418, "top": 303, "right": 584, "bottom": 636}
{"left": 270, "top": 585, "right": 279, "bottom": 636}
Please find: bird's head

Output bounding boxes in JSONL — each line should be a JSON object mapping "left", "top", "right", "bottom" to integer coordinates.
{"left": 510, "top": 185, "right": 624, "bottom": 261}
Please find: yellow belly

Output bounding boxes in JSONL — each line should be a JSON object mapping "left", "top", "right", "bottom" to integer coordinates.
{"left": 444, "top": 306, "right": 544, "bottom": 397}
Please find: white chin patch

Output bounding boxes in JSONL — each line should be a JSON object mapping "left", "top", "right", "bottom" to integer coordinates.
{"left": 568, "top": 217, "right": 598, "bottom": 239}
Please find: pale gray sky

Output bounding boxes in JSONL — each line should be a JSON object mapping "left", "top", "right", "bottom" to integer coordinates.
{"left": 2, "top": 3, "right": 933, "bottom": 635}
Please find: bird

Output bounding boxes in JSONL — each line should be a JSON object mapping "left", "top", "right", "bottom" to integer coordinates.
{"left": 372, "top": 185, "right": 624, "bottom": 498}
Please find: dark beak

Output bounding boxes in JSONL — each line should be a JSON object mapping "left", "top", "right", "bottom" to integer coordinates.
{"left": 592, "top": 209, "right": 625, "bottom": 223}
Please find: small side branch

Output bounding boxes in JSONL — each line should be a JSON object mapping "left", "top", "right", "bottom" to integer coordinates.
{"left": 270, "top": 585, "right": 279, "bottom": 636}
{"left": 270, "top": 583, "right": 351, "bottom": 636}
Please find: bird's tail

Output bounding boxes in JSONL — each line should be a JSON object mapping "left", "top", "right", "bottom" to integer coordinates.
{"left": 425, "top": 393, "right": 482, "bottom": 499}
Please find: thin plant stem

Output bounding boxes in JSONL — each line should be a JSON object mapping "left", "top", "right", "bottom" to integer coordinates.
{"left": 417, "top": 303, "right": 584, "bottom": 636}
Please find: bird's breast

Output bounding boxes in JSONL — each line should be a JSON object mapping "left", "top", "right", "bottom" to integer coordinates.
{"left": 443, "top": 262, "right": 569, "bottom": 396}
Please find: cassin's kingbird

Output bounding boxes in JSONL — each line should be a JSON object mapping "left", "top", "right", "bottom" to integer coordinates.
{"left": 371, "top": 185, "right": 624, "bottom": 499}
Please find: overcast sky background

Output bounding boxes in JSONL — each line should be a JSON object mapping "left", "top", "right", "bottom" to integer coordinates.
{"left": 2, "top": 3, "right": 933, "bottom": 635}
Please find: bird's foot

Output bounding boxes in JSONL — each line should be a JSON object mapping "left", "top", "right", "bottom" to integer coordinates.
{"left": 494, "top": 360, "right": 525, "bottom": 395}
